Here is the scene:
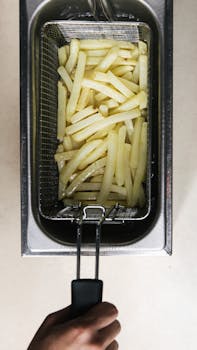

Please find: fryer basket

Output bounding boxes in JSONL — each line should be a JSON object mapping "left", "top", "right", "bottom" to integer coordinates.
{"left": 39, "top": 21, "right": 152, "bottom": 222}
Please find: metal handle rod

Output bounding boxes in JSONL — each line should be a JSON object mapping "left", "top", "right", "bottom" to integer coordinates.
{"left": 76, "top": 221, "right": 82, "bottom": 279}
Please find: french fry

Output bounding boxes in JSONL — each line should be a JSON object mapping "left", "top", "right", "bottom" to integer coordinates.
{"left": 119, "top": 49, "right": 133, "bottom": 58}
{"left": 99, "top": 104, "right": 108, "bottom": 117}
{"left": 104, "top": 99, "right": 119, "bottom": 109}
{"left": 92, "top": 168, "right": 105, "bottom": 176}
{"left": 72, "top": 109, "right": 140, "bottom": 142}
{"left": 63, "top": 136, "right": 73, "bottom": 151}
{"left": 87, "top": 124, "right": 115, "bottom": 142}
{"left": 107, "top": 71, "right": 133, "bottom": 98}
{"left": 57, "top": 159, "right": 65, "bottom": 173}
{"left": 60, "top": 139, "right": 102, "bottom": 188}
{"left": 55, "top": 150, "right": 77, "bottom": 162}
{"left": 56, "top": 144, "right": 64, "bottom": 153}
{"left": 88, "top": 89, "right": 95, "bottom": 106}
{"left": 57, "top": 81, "right": 67, "bottom": 141}
{"left": 138, "top": 41, "right": 147, "bottom": 55}
{"left": 80, "top": 39, "right": 134, "bottom": 50}
{"left": 65, "top": 39, "right": 80, "bottom": 73}
{"left": 122, "top": 71, "right": 133, "bottom": 80}
{"left": 57, "top": 66, "right": 73, "bottom": 93}
{"left": 82, "top": 78, "right": 126, "bottom": 103}
{"left": 66, "top": 113, "right": 103, "bottom": 135}
{"left": 119, "top": 77, "right": 139, "bottom": 93}
{"left": 65, "top": 157, "right": 106, "bottom": 197}
{"left": 93, "top": 71, "right": 109, "bottom": 83}
{"left": 76, "top": 87, "right": 90, "bottom": 111}
{"left": 77, "top": 182, "right": 127, "bottom": 196}
{"left": 58, "top": 46, "right": 67, "bottom": 66}
{"left": 132, "top": 62, "right": 139, "bottom": 83}
{"left": 115, "top": 125, "right": 126, "bottom": 186}
{"left": 130, "top": 117, "right": 144, "bottom": 173}
{"left": 95, "top": 47, "right": 119, "bottom": 72}
{"left": 97, "top": 132, "right": 118, "bottom": 203}
{"left": 66, "top": 51, "right": 87, "bottom": 120}
{"left": 86, "top": 56, "right": 102, "bottom": 65}
{"left": 114, "top": 91, "right": 147, "bottom": 113}
{"left": 111, "top": 65, "right": 134, "bottom": 76}
{"left": 130, "top": 46, "right": 139, "bottom": 59}
{"left": 132, "top": 122, "right": 147, "bottom": 206}
{"left": 139, "top": 55, "right": 148, "bottom": 91}
{"left": 86, "top": 49, "right": 108, "bottom": 57}
{"left": 95, "top": 92, "right": 108, "bottom": 102}
{"left": 73, "top": 192, "right": 126, "bottom": 201}
{"left": 124, "top": 119, "right": 133, "bottom": 144}
{"left": 71, "top": 105, "right": 98, "bottom": 124}
{"left": 124, "top": 143, "right": 133, "bottom": 206}
{"left": 90, "top": 175, "right": 103, "bottom": 183}
{"left": 78, "top": 140, "right": 108, "bottom": 170}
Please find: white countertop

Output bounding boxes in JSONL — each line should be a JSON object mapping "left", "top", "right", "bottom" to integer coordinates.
{"left": 0, "top": 0, "right": 197, "bottom": 349}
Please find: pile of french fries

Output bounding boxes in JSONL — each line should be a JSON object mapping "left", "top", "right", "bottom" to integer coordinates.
{"left": 55, "top": 39, "right": 148, "bottom": 207}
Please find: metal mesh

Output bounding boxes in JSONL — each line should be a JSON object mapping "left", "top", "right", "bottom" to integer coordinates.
{"left": 38, "top": 21, "right": 151, "bottom": 221}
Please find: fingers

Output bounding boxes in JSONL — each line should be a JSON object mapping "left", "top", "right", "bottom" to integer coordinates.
{"left": 106, "top": 340, "right": 119, "bottom": 350}
{"left": 97, "top": 320, "right": 121, "bottom": 348}
{"left": 42, "top": 305, "right": 72, "bottom": 329}
{"left": 77, "top": 302, "right": 118, "bottom": 331}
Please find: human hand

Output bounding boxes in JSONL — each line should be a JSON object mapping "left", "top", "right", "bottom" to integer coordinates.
{"left": 28, "top": 302, "right": 120, "bottom": 350}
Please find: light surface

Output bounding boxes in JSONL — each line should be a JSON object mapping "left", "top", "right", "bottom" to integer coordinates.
{"left": 0, "top": 0, "right": 197, "bottom": 349}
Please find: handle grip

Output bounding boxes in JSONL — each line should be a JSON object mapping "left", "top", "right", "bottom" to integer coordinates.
{"left": 71, "top": 279, "right": 103, "bottom": 318}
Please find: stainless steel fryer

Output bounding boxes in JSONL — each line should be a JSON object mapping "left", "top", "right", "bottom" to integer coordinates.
{"left": 20, "top": 0, "right": 173, "bottom": 256}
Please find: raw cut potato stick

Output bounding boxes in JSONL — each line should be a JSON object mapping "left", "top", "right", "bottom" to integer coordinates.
{"left": 88, "top": 89, "right": 95, "bottom": 106}
{"left": 87, "top": 49, "right": 109, "bottom": 57}
{"left": 76, "top": 87, "right": 90, "bottom": 111}
{"left": 122, "top": 71, "right": 133, "bottom": 80}
{"left": 119, "top": 77, "right": 139, "bottom": 93}
{"left": 97, "top": 132, "right": 118, "bottom": 204}
{"left": 63, "top": 136, "right": 73, "bottom": 151}
{"left": 132, "top": 122, "right": 147, "bottom": 206}
{"left": 114, "top": 91, "right": 147, "bottom": 112}
{"left": 99, "top": 104, "right": 108, "bottom": 117}
{"left": 87, "top": 124, "right": 115, "bottom": 142}
{"left": 71, "top": 106, "right": 98, "bottom": 123}
{"left": 78, "top": 140, "right": 108, "bottom": 170}
{"left": 107, "top": 71, "right": 133, "bottom": 98}
{"left": 73, "top": 192, "right": 125, "bottom": 201}
{"left": 57, "top": 66, "right": 73, "bottom": 93}
{"left": 124, "top": 119, "right": 133, "bottom": 143}
{"left": 82, "top": 78, "right": 126, "bottom": 103}
{"left": 66, "top": 51, "right": 87, "bottom": 120}
{"left": 115, "top": 125, "right": 126, "bottom": 186}
{"left": 87, "top": 57, "right": 102, "bottom": 65}
{"left": 80, "top": 39, "right": 134, "bottom": 50}
{"left": 55, "top": 150, "right": 77, "bottom": 162}
{"left": 65, "top": 157, "right": 106, "bottom": 197}
{"left": 60, "top": 139, "right": 102, "bottom": 189}
{"left": 72, "top": 109, "right": 141, "bottom": 142}
{"left": 104, "top": 99, "right": 119, "bottom": 109}
{"left": 65, "top": 113, "right": 103, "bottom": 135}
{"left": 132, "top": 62, "right": 139, "bottom": 83}
{"left": 65, "top": 39, "right": 80, "bottom": 74}
{"left": 139, "top": 41, "right": 147, "bottom": 55}
{"left": 90, "top": 175, "right": 116, "bottom": 184}
{"left": 130, "top": 117, "right": 144, "bottom": 173}
{"left": 111, "top": 65, "right": 134, "bottom": 76}
{"left": 57, "top": 81, "right": 67, "bottom": 141}
{"left": 95, "top": 92, "right": 108, "bottom": 102}
{"left": 95, "top": 47, "right": 119, "bottom": 72}
{"left": 124, "top": 143, "right": 133, "bottom": 206}
{"left": 57, "top": 159, "right": 65, "bottom": 173}
{"left": 58, "top": 46, "right": 67, "bottom": 66}
{"left": 77, "top": 182, "right": 127, "bottom": 196}
{"left": 139, "top": 54, "right": 148, "bottom": 91}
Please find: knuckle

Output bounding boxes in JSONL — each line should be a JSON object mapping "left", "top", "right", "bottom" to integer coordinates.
{"left": 44, "top": 312, "right": 55, "bottom": 324}
{"left": 69, "top": 322, "right": 92, "bottom": 341}
{"left": 102, "top": 302, "right": 118, "bottom": 316}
